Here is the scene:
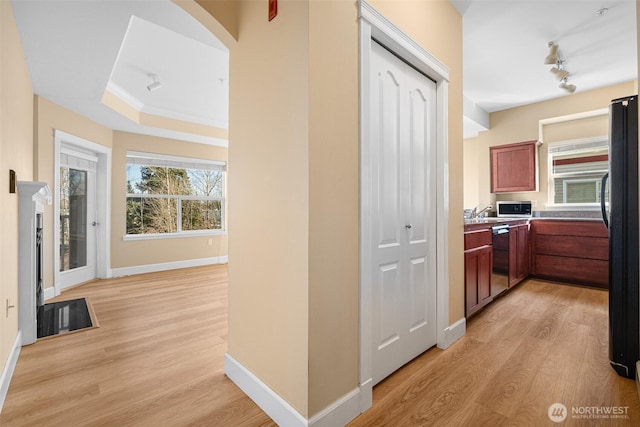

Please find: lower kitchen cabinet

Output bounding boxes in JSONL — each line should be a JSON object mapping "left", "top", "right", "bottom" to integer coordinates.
{"left": 464, "top": 229, "right": 493, "bottom": 317}
{"left": 530, "top": 220, "right": 608, "bottom": 288}
{"left": 463, "top": 218, "right": 607, "bottom": 317}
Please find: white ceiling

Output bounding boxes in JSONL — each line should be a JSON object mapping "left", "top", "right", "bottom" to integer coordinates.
{"left": 11, "top": 0, "right": 228, "bottom": 146}
{"left": 107, "top": 15, "right": 229, "bottom": 130}
{"left": 453, "top": 0, "right": 638, "bottom": 138}
{"left": 11, "top": 1, "right": 639, "bottom": 143}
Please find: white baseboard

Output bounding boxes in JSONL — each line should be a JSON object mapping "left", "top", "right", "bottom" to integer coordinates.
{"left": 44, "top": 286, "right": 56, "bottom": 302}
{"left": 357, "top": 378, "right": 373, "bottom": 415}
{"left": 437, "top": 317, "right": 466, "bottom": 349}
{"left": 224, "top": 353, "right": 364, "bottom": 427}
{"left": 308, "top": 385, "right": 364, "bottom": 427}
{"left": 224, "top": 353, "right": 307, "bottom": 426}
{"left": 110, "top": 256, "right": 228, "bottom": 278}
{"left": 0, "top": 331, "right": 22, "bottom": 413}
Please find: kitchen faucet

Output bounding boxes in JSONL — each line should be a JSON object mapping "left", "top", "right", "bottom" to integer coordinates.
{"left": 471, "top": 205, "right": 493, "bottom": 219}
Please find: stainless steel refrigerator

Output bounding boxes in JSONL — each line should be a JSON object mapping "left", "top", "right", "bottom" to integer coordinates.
{"left": 601, "top": 95, "right": 639, "bottom": 379}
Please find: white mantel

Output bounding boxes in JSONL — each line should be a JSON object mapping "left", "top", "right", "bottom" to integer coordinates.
{"left": 17, "top": 181, "right": 52, "bottom": 345}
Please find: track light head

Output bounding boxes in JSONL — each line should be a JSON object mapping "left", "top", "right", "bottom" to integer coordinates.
{"left": 146, "top": 74, "right": 162, "bottom": 92}
{"left": 550, "top": 66, "right": 570, "bottom": 81}
{"left": 544, "top": 42, "right": 559, "bottom": 64}
{"left": 559, "top": 78, "right": 577, "bottom": 93}
{"left": 147, "top": 81, "right": 161, "bottom": 92}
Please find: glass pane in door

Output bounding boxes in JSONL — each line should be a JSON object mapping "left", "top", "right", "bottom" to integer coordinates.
{"left": 60, "top": 167, "right": 88, "bottom": 272}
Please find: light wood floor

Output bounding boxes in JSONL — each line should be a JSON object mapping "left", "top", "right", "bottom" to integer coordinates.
{"left": 349, "top": 278, "right": 640, "bottom": 427}
{"left": 0, "top": 265, "right": 276, "bottom": 426}
{"left": 2, "top": 267, "right": 639, "bottom": 426}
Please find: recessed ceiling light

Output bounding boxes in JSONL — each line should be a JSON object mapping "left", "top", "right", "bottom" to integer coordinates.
{"left": 595, "top": 8, "right": 608, "bottom": 17}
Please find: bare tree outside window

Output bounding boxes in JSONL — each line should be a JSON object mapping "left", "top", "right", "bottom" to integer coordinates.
{"left": 126, "top": 161, "right": 225, "bottom": 235}
{"left": 190, "top": 169, "right": 223, "bottom": 197}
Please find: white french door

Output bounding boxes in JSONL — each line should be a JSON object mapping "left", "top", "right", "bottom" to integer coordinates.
{"left": 370, "top": 41, "right": 438, "bottom": 385}
{"left": 58, "top": 148, "right": 98, "bottom": 289}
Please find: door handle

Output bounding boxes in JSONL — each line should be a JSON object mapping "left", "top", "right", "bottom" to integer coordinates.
{"left": 405, "top": 224, "right": 412, "bottom": 229}
{"left": 600, "top": 173, "right": 609, "bottom": 229}
{"left": 92, "top": 221, "right": 98, "bottom": 227}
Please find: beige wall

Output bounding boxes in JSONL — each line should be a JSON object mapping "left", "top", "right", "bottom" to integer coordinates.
{"left": 464, "top": 81, "right": 637, "bottom": 211}
{"left": 369, "top": 0, "right": 465, "bottom": 323}
{"left": 192, "top": 0, "right": 238, "bottom": 45}
{"left": 228, "top": 0, "right": 310, "bottom": 416}
{"left": 34, "top": 96, "right": 113, "bottom": 289}
{"left": 0, "top": 0, "right": 34, "bottom": 379}
{"left": 308, "top": 0, "right": 359, "bottom": 415}
{"left": 463, "top": 132, "right": 481, "bottom": 208}
{"left": 110, "top": 131, "right": 228, "bottom": 268}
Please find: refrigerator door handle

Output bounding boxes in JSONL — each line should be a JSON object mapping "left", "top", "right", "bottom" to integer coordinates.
{"left": 601, "top": 172, "right": 609, "bottom": 229}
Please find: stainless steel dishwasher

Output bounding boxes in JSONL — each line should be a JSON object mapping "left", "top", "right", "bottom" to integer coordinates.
{"left": 491, "top": 224, "right": 509, "bottom": 297}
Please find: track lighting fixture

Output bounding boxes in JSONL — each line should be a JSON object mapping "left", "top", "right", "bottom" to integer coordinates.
{"left": 559, "top": 78, "right": 577, "bottom": 93}
{"left": 544, "top": 43, "right": 577, "bottom": 94}
{"left": 544, "top": 42, "right": 559, "bottom": 64}
{"left": 146, "top": 74, "right": 162, "bottom": 92}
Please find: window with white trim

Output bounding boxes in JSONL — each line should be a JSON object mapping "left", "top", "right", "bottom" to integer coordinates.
{"left": 548, "top": 138, "right": 609, "bottom": 206}
{"left": 125, "top": 151, "right": 226, "bottom": 236}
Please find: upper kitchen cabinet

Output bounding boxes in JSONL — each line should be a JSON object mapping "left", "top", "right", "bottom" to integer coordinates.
{"left": 490, "top": 140, "right": 538, "bottom": 193}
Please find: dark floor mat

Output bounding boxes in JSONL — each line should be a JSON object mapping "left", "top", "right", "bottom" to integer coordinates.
{"left": 37, "top": 297, "right": 96, "bottom": 339}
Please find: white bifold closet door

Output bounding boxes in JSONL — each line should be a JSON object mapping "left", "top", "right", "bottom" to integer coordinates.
{"left": 370, "top": 41, "right": 438, "bottom": 385}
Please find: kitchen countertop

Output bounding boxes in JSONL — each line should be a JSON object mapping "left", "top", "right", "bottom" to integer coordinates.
{"left": 463, "top": 217, "right": 529, "bottom": 231}
{"left": 530, "top": 217, "right": 604, "bottom": 222}
{"left": 464, "top": 216, "right": 605, "bottom": 231}
{"left": 464, "top": 217, "right": 525, "bottom": 225}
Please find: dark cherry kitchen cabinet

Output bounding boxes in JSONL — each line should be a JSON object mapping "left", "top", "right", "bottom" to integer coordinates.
{"left": 490, "top": 140, "right": 538, "bottom": 193}
{"left": 530, "top": 220, "right": 608, "bottom": 288}
{"left": 509, "top": 223, "right": 530, "bottom": 287}
{"left": 464, "top": 229, "right": 493, "bottom": 317}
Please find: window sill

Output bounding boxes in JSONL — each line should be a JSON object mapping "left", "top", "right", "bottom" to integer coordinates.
{"left": 123, "top": 230, "right": 228, "bottom": 241}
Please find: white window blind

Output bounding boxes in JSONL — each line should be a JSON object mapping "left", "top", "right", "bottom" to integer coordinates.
{"left": 126, "top": 151, "right": 226, "bottom": 172}
{"left": 548, "top": 138, "right": 609, "bottom": 205}
{"left": 550, "top": 139, "right": 608, "bottom": 175}
{"left": 60, "top": 148, "right": 98, "bottom": 171}
{"left": 548, "top": 139, "right": 608, "bottom": 155}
